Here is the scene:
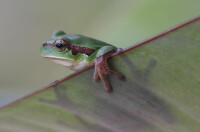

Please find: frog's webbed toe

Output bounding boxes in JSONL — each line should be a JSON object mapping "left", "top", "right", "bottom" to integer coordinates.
{"left": 93, "top": 52, "right": 125, "bottom": 93}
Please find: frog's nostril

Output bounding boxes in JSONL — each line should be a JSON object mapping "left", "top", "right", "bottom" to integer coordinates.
{"left": 42, "top": 43, "right": 55, "bottom": 47}
{"left": 42, "top": 43, "right": 47, "bottom": 46}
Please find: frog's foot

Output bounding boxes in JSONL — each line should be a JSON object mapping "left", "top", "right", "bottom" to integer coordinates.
{"left": 51, "top": 80, "right": 59, "bottom": 85}
{"left": 93, "top": 52, "right": 125, "bottom": 93}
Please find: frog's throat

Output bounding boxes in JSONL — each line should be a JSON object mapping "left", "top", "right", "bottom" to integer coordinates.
{"left": 44, "top": 57, "right": 91, "bottom": 71}
{"left": 44, "top": 57, "right": 74, "bottom": 68}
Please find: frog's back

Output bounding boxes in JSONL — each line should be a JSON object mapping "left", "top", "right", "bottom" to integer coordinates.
{"left": 65, "top": 34, "right": 114, "bottom": 50}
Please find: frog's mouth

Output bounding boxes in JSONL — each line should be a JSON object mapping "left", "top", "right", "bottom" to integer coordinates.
{"left": 44, "top": 57, "right": 75, "bottom": 67}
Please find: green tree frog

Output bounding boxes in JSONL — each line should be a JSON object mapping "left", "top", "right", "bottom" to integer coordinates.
{"left": 40, "top": 30, "right": 125, "bottom": 92}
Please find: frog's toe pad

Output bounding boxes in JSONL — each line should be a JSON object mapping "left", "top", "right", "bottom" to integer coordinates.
{"left": 93, "top": 76, "right": 100, "bottom": 82}
{"left": 109, "top": 71, "right": 125, "bottom": 81}
{"left": 117, "top": 48, "right": 123, "bottom": 52}
{"left": 117, "top": 74, "right": 125, "bottom": 81}
{"left": 51, "top": 80, "right": 59, "bottom": 85}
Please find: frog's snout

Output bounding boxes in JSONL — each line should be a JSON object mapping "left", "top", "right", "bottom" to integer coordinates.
{"left": 42, "top": 42, "right": 55, "bottom": 47}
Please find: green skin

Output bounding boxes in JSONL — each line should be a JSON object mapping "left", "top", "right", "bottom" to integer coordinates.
{"left": 40, "top": 30, "right": 124, "bottom": 92}
{"left": 40, "top": 31, "right": 117, "bottom": 70}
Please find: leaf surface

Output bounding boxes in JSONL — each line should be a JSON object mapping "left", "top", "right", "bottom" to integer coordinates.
{"left": 1, "top": 16, "right": 200, "bottom": 132}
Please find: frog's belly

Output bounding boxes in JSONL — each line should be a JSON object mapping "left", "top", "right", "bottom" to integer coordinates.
{"left": 72, "top": 59, "right": 92, "bottom": 71}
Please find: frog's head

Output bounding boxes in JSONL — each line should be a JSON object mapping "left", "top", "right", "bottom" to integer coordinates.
{"left": 40, "top": 30, "right": 76, "bottom": 66}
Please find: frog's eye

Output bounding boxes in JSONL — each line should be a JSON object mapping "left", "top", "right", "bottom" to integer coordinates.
{"left": 55, "top": 39, "right": 67, "bottom": 52}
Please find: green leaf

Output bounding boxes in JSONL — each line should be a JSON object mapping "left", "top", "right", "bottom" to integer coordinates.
{"left": 1, "top": 16, "right": 200, "bottom": 132}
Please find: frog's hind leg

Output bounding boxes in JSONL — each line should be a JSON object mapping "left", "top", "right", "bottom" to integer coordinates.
{"left": 93, "top": 51, "right": 125, "bottom": 93}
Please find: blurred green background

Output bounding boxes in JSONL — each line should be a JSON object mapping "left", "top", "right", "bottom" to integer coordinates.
{"left": 0, "top": 0, "right": 200, "bottom": 106}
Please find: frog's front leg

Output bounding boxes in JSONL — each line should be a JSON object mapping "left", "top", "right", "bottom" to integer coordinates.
{"left": 93, "top": 46, "right": 125, "bottom": 93}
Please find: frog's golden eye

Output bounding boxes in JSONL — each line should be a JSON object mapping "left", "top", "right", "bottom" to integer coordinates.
{"left": 55, "top": 39, "right": 67, "bottom": 52}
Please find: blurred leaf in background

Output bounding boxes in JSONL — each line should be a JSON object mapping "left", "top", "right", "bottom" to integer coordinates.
{"left": 0, "top": 0, "right": 200, "bottom": 106}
